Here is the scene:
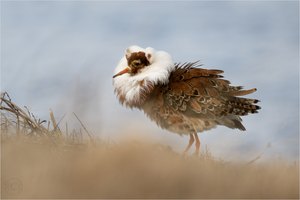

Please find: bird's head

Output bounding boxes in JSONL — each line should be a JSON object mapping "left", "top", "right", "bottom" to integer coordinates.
{"left": 113, "top": 45, "right": 174, "bottom": 84}
{"left": 112, "top": 45, "right": 174, "bottom": 107}
{"left": 113, "top": 46, "right": 153, "bottom": 78}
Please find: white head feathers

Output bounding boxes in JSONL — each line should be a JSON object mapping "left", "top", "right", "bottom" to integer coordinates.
{"left": 113, "top": 45, "right": 175, "bottom": 107}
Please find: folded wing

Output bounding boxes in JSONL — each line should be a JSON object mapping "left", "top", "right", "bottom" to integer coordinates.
{"left": 155, "top": 62, "right": 260, "bottom": 134}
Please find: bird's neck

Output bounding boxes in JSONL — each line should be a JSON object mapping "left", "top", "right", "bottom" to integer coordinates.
{"left": 114, "top": 75, "right": 168, "bottom": 108}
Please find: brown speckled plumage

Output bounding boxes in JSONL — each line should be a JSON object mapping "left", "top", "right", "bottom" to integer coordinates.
{"left": 141, "top": 62, "right": 260, "bottom": 135}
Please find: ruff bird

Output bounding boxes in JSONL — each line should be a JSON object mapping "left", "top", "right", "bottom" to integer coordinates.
{"left": 113, "top": 45, "right": 260, "bottom": 155}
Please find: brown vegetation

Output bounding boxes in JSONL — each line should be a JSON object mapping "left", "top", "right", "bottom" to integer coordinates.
{"left": 1, "top": 92, "right": 299, "bottom": 199}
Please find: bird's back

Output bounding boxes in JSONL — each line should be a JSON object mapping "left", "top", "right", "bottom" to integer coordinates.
{"left": 142, "top": 62, "right": 260, "bottom": 135}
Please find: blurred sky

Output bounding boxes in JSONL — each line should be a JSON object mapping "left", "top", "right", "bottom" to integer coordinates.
{"left": 1, "top": 1, "right": 299, "bottom": 161}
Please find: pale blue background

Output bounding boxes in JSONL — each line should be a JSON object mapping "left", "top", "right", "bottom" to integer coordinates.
{"left": 1, "top": 1, "right": 299, "bottom": 161}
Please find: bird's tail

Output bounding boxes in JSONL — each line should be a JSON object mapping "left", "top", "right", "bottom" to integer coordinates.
{"left": 217, "top": 88, "right": 261, "bottom": 130}
{"left": 227, "top": 98, "right": 260, "bottom": 116}
{"left": 217, "top": 115, "right": 246, "bottom": 131}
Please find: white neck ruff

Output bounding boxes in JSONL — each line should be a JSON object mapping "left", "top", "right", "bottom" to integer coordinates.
{"left": 113, "top": 45, "right": 175, "bottom": 107}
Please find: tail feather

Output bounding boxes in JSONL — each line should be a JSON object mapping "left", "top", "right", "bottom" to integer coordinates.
{"left": 217, "top": 87, "right": 260, "bottom": 131}
{"left": 216, "top": 115, "right": 246, "bottom": 131}
{"left": 226, "top": 95, "right": 261, "bottom": 116}
{"left": 229, "top": 88, "right": 257, "bottom": 96}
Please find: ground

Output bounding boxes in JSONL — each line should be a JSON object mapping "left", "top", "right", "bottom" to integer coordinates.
{"left": 1, "top": 135, "right": 299, "bottom": 199}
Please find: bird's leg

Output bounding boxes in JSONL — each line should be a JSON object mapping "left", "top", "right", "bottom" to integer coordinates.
{"left": 193, "top": 133, "right": 200, "bottom": 156}
{"left": 183, "top": 133, "right": 194, "bottom": 154}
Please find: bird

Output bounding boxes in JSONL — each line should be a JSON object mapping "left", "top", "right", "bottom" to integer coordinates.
{"left": 113, "top": 45, "right": 260, "bottom": 155}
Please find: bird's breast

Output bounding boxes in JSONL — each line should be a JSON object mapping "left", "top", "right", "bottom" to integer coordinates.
{"left": 114, "top": 78, "right": 156, "bottom": 108}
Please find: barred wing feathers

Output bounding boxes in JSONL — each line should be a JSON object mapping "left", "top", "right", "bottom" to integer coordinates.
{"left": 154, "top": 62, "right": 260, "bottom": 134}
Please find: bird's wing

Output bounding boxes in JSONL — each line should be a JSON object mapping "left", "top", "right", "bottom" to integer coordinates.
{"left": 154, "top": 62, "right": 260, "bottom": 133}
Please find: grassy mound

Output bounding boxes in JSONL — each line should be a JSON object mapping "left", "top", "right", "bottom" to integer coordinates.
{"left": 2, "top": 137, "right": 298, "bottom": 199}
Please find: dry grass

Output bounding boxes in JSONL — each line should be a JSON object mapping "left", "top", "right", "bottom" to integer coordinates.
{"left": 2, "top": 136, "right": 299, "bottom": 199}
{"left": 1, "top": 92, "right": 299, "bottom": 199}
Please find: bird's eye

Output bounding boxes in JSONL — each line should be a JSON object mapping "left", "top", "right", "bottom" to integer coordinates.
{"left": 132, "top": 60, "right": 141, "bottom": 67}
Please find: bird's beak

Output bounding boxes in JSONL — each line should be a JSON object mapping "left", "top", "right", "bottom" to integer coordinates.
{"left": 113, "top": 67, "right": 131, "bottom": 78}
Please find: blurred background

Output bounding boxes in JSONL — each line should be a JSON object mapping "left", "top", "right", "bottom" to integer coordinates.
{"left": 1, "top": 1, "right": 299, "bottom": 161}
